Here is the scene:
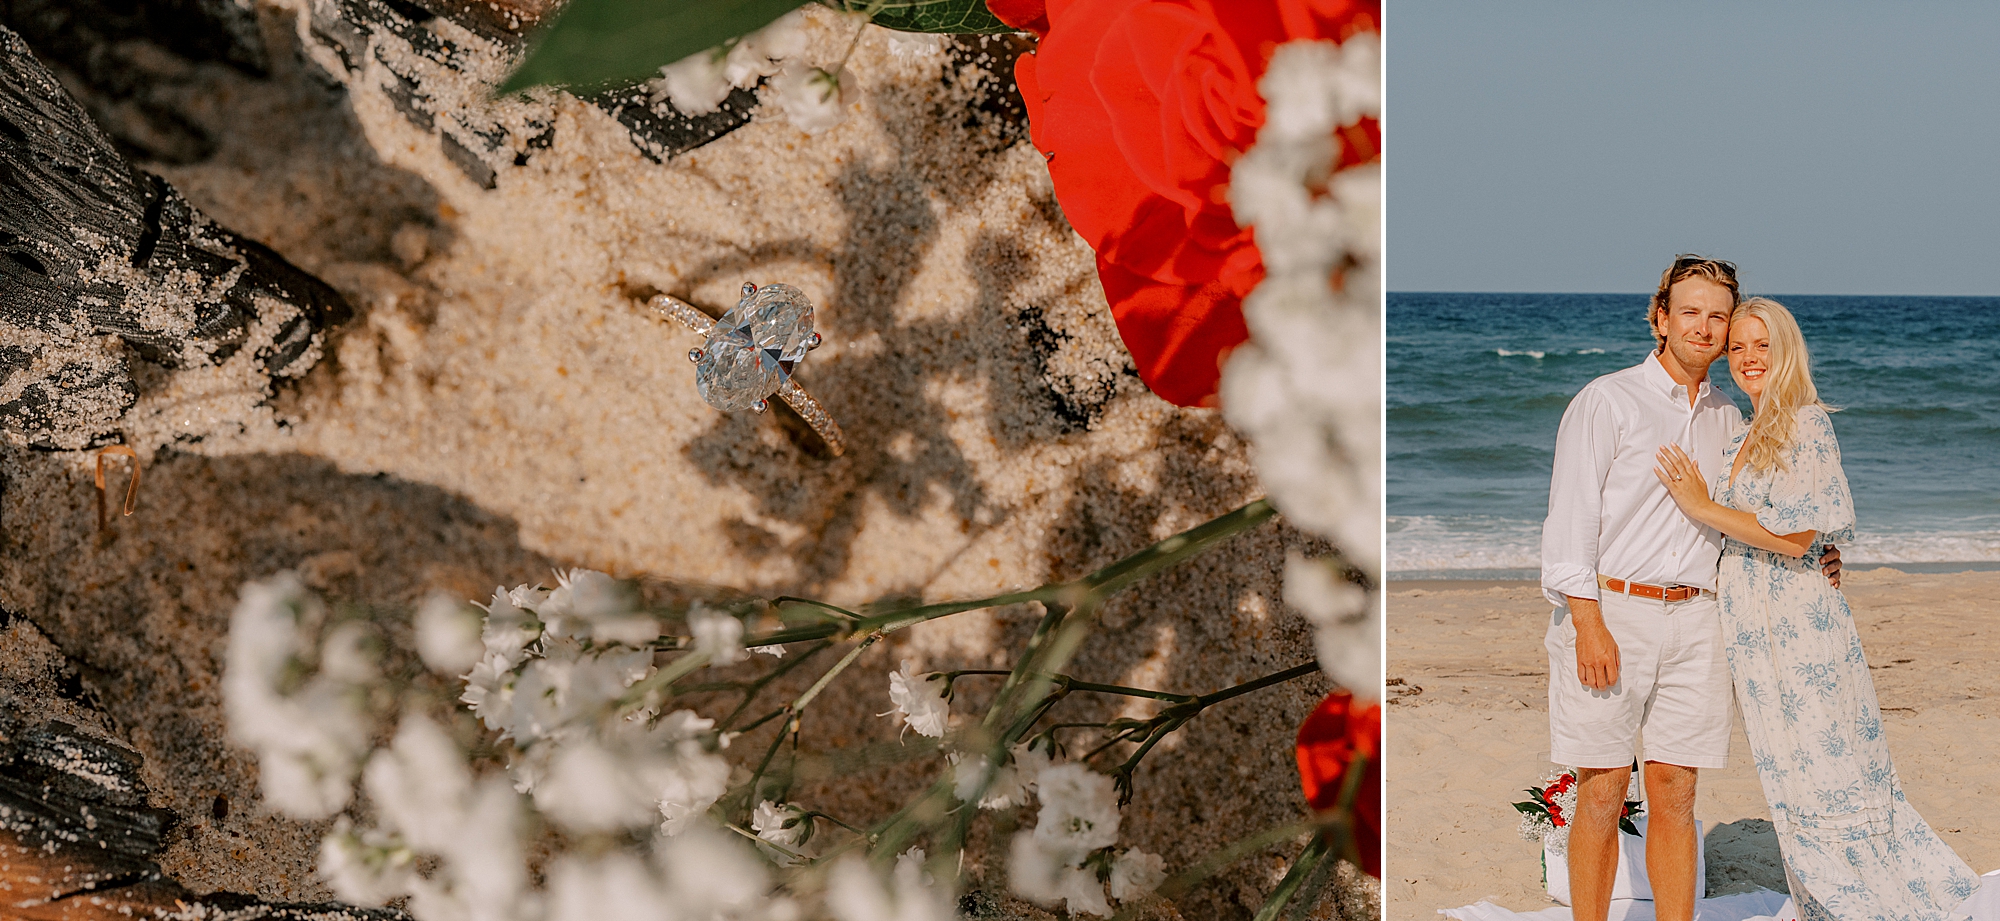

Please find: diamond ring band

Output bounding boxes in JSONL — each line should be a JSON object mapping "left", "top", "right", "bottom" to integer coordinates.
{"left": 650, "top": 283, "right": 847, "bottom": 457}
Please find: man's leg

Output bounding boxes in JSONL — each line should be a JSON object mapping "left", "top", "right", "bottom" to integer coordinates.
{"left": 1567, "top": 763, "right": 1634, "bottom": 921}
{"left": 1642, "top": 760, "right": 1700, "bottom": 921}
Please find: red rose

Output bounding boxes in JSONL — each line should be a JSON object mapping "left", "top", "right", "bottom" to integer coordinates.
{"left": 998, "top": 0, "right": 1380, "bottom": 406}
{"left": 1294, "top": 689, "right": 1381, "bottom": 877}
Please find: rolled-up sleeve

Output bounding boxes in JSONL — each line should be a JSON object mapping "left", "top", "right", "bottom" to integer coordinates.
{"left": 1542, "top": 387, "right": 1616, "bottom": 607}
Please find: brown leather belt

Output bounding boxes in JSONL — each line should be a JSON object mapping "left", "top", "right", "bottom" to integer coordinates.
{"left": 1597, "top": 574, "right": 1707, "bottom": 603}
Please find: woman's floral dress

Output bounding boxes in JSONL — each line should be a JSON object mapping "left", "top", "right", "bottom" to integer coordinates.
{"left": 1715, "top": 405, "right": 1978, "bottom": 920}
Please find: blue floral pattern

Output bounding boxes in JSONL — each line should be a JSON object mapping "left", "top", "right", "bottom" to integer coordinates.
{"left": 1715, "top": 406, "right": 1978, "bottom": 920}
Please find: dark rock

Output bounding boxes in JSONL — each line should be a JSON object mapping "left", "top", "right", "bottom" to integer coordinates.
{"left": 0, "top": 25, "right": 350, "bottom": 449}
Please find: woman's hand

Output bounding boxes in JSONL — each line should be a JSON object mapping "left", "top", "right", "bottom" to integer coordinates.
{"left": 1654, "top": 444, "right": 1714, "bottom": 517}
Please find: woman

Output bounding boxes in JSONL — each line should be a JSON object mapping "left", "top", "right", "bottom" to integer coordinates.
{"left": 1654, "top": 297, "right": 1977, "bottom": 920}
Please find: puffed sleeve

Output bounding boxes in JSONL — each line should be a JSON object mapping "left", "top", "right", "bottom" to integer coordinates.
{"left": 1756, "top": 405, "right": 1855, "bottom": 543}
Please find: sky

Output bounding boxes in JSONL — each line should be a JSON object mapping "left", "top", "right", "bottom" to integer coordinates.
{"left": 1387, "top": 2, "right": 2000, "bottom": 295}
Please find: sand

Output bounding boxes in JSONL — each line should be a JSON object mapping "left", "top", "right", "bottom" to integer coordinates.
{"left": 0, "top": 4, "right": 1373, "bottom": 918}
{"left": 1385, "top": 569, "right": 2000, "bottom": 917}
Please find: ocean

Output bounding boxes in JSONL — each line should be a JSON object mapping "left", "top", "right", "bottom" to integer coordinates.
{"left": 1388, "top": 293, "right": 2000, "bottom": 579}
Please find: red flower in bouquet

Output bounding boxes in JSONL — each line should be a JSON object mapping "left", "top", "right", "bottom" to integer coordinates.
{"left": 1294, "top": 689, "right": 1381, "bottom": 877}
{"left": 994, "top": 0, "right": 1381, "bottom": 406}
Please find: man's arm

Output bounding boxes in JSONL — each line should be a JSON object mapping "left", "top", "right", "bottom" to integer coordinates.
{"left": 1544, "top": 389, "right": 1622, "bottom": 691}
{"left": 1565, "top": 595, "right": 1620, "bottom": 690}
{"left": 1541, "top": 389, "right": 1617, "bottom": 607}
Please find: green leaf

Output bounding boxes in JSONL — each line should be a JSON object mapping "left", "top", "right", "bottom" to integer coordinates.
{"left": 501, "top": 0, "right": 812, "bottom": 93}
{"left": 851, "top": 0, "right": 1013, "bottom": 34}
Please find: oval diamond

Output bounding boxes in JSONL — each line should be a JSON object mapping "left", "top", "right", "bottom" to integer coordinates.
{"left": 693, "top": 284, "right": 817, "bottom": 412}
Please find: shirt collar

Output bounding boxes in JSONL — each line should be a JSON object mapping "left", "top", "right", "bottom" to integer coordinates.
{"left": 1645, "top": 351, "right": 1710, "bottom": 401}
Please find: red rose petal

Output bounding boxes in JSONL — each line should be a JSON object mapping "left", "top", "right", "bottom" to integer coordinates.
{"left": 985, "top": 0, "right": 1050, "bottom": 36}
{"left": 1016, "top": 0, "right": 1378, "bottom": 407}
{"left": 1097, "top": 257, "right": 1254, "bottom": 407}
{"left": 1295, "top": 690, "right": 1382, "bottom": 878}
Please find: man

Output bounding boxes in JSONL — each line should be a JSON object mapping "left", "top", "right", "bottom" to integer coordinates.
{"left": 1539, "top": 255, "right": 1838, "bottom": 921}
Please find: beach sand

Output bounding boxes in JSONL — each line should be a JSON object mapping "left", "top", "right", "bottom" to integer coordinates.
{"left": 0, "top": 6, "right": 1372, "bottom": 918}
{"left": 1386, "top": 569, "right": 2000, "bottom": 917}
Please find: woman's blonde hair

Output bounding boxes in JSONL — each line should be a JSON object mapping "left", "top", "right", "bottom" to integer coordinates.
{"left": 1734, "top": 297, "right": 1830, "bottom": 472}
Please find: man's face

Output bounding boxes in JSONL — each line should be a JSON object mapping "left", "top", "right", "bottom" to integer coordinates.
{"left": 1651, "top": 277, "right": 1732, "bottom": 379}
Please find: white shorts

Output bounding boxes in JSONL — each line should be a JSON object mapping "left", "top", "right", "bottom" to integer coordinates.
{"left": 1546, "top": 589, "right": 1732, "bottom": 770}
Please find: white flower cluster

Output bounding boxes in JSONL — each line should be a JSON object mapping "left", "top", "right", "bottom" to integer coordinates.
{"left": 885, "top": 660, "right": 950, "bottom": 737}
{"left": 454, "top": 571, "right": 732, "bottom": 837}
{"left": 222, "top": 570, "right": 822, "bottom": 921}
{"left": 890, "top": 669, "right": 1166, "bottom": 916}
{"left": 1221, "top": 34, "right": 1384, "bottom": 699}
{"left": 223, "top": 574, "right": 374, "bottom": 819}
{"left": 1006, "top": 763, "right": 1168, "bottom": 917}
{"left": 645, "top": 11, "right": 857, "bottom": 135}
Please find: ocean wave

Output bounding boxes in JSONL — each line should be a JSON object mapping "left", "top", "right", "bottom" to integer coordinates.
{"left": 1490, "top": 348, "right": 1612, "bottom": 360}
{"left": 1389, "top": 516, "right": 2000, "bottom": 575}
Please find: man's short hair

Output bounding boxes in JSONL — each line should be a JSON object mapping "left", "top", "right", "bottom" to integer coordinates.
{"left": 1648, "top": 255, "right": 1741, "bottom": 346}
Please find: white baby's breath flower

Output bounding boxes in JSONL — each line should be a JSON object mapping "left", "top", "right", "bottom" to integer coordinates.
{"left": 753, "top": 800, "right": 810, "bottom": 865}
{"left": 951, "top": 751, "right": 1016, "bottom": 810}
{"left": 479, "top": 585, "right": 541, "bottom": 669}
{"left": 460, "top": 652, "right": 517, "bottom": 733}
{"left": 724, "top": 11, "right": 806, "bottom": 85}
{"left": 750, "top": 643, "right": 787, "bottom": 658}
{"left": 222, "top": 574, "right": 372, "bottom": 819}
{"left": 886, "top": 660, "right": 950, "bottom": 737}
{"left": 772, "top": 64, "right": 855, "bottom": 135}
{"left": 1223, "top": 39, "right": 1383, "bottom": 705}
{"left": 547, "top": 852, "right": 671, "bottom": 921}
{"left": 828, "top": 853, "right": 957, "bottom": 921}
{"left": 1109, "top": 848, "right": 1167, "bottom": 902}
{"left": 442, "top": 778, "right": 528, "bottom": 921}
{"left": 885, "top": 31, "right": 946, "bottom": 60}
{"left": 416, "top": 592, "right": 485, "bottom": 676}
{"left": 950, "top": 741, "right": 1046, "bottom": 810}
{"left": 1032, "top": 763, "right": 1121, "bottom": 857}
{"left": 691, "top": 605, "right": 747, "bottom": 666}
{"left": 319, "top": 818, "right": 414, "bottom": 907}
{"left": 534, "top": 737, "right": 660, "bottom": 832}
{"left": 653, "top": 49, "right": 732, "bottom": 115}
{"left": 1284, "top": 552, "right": 1380, "bottom": 698}
{"left": 656, "top": 824, "right": 773, "bottom": 915}
{"left": 1007, "top": 831, "right": 1110, "bottom": 917}
{"left": 364, "top": 715, "right": 471, "bottom": 854}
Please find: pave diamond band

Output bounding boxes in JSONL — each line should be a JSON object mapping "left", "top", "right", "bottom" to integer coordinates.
{"left": 649, "top": 285, "right": 847, "bottom": 457}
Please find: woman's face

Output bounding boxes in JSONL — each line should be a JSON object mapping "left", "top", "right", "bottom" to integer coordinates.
{"left": 1728, "top": 315, "right": 1772, "bottom": 403}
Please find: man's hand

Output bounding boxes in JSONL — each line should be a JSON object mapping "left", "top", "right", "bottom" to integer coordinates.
{"left": 1822, "top": 544, "right": 1842, "bottom": 589}
{"left": 1566, "top": 597, "right": 1621, "bottom": 690}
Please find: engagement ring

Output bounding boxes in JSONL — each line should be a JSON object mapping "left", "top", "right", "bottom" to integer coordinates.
{"left": 650, "top": 283, "right": 846, "bottom": 457}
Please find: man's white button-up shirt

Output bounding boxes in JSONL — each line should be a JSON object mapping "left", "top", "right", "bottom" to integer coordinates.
{"left": 1541, "top": 351, "right": 1744, "bottom": 607}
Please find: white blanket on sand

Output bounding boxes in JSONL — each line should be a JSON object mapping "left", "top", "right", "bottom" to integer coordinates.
{"left": 1441, "top": 869, "right": 2000, "bottom": 921}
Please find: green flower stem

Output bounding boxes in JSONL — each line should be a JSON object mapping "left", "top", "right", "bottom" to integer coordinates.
{"left": 940, "top": 668, "right": 1197, "bottom": 704}
{"left": 1250, "top": 750, "right": 1378, "bottom": 921}
{"left": 616, "top": 649, "right": 710, "bottom": 710}
{"left": 1090, "top": 662, "right": 1322, "bottom": 799}
{"left": 719, "top": 640, "right": 834, "bottom": 730}
{"left": 733, "top": 706, "right": 788, "bottom": 735}
{"left": 742, "top": 498, "right": 1276, "bottom": 650}
{"left": 1111, "top": 817, "right": 1321, "bottom": 921}
{"left": 793, "top": 634, "right": 879, "bottom": 714}
{"left": 722, "top": 821, "right": 810, "bottom": 864}
{"left": 739, "top": 634, "right": 881, "bottom": 808}
{"left": 802, "top": 809, "right": 868, "bottom": 837}
{"left": 771, "top": 597, "right": 860, "bottom": 622}
{"left": 1249, "top": 834, "right": 1336, "bottom": 921}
